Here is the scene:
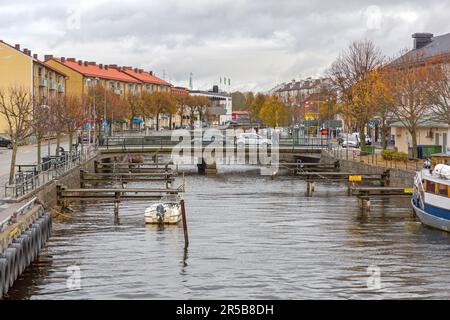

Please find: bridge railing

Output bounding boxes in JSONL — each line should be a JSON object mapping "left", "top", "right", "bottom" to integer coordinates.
{"left": 102, "top": 135, "right": 331, "bottom": 151}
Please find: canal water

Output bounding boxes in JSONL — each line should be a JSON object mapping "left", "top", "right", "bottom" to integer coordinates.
{"left": 5, "top": 166, "right": 450, "bottom": 299}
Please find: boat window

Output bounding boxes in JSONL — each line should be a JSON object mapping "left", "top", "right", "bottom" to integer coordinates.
{"left": 425, "top": 180, "right": 437, "bottom": 194}
{"left": 438, "top": 183, "right": 449, "bottom": 197}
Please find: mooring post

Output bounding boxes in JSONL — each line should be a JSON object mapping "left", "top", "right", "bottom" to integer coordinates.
{"left": 56, "top": 184, "right": 62, "bottom": 206}
{"left": 80, "top": 170, "right": 85, "bottom": 188}
{"left": 114, "top": 191, "right": 120, "bottom": 224}
{"left": 180, "top": 199, "right": 189, "bottom": 248}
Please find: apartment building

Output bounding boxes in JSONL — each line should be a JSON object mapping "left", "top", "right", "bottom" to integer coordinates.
{"left": 121, "top": 67, "right": 172, "bottom": 94}
{"left": 0, "top": 41, "right": 67, "bottom": 133}
{"left": 45, "top": 57, "right": 142, "bottom": 98}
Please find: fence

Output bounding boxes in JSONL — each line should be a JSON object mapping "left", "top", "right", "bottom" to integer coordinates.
{"left": 102, "top": 134, "right": 331, "bottom": 151}
{"left": 330, "top": 147, "right": 423, "bottom": 172}
{"left": 4, "top": 147, "right": 97, "bottom": 199}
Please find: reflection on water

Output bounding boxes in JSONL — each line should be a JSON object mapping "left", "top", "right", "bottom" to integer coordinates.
{"left": 5, "top": 166, "right": 450, "bottom": 299}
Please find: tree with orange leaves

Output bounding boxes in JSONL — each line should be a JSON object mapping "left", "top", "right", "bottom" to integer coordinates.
{"left": 385, "top": 51, "right": 432, "bottom": 158}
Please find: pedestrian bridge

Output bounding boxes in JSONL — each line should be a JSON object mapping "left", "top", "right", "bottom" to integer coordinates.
{"left": 99, "top": 135, "right": 330, "bottom": 155}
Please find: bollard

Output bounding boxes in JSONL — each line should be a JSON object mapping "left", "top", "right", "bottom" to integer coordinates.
{"left": 180, "top": 199, "right": 189, "bottom": 248}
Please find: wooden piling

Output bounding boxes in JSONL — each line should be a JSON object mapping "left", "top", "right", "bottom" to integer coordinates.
{"left": 180, "top": 199, "right": 189, "bottom": 248}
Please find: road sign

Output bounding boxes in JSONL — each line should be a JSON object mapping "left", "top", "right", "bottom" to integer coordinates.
{"left": 349, "top": 175, "right": 362, "bottom": 182}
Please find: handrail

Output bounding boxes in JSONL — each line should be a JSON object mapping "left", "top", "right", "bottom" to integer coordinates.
{"left": 4, "top": 147, "right": 96, "bottom": 199}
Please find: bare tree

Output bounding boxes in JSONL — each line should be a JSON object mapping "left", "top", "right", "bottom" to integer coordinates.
{"left": 0, "top": 86, "right": 34, "bottom": 184}
{"left": 328, "top": 40, "right": 384, "bottom": 149}
{"left": 386, "top": 51, "right": 431, "bottom": 158}
{"left": 427, "top": 62, "right": 450, "bottom": 125}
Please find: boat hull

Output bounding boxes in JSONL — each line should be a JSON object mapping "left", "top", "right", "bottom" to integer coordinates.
{"left": 412, "top": 200, "right": 450, "bottom": 232}
{"left": 144, "top": 205, "right": 182, "bottom": 225}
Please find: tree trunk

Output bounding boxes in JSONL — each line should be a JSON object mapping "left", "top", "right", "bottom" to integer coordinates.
{"left": 169, "top": 113, "right": 173, "bottom": 130}
{"left": 9, "top": 143, "right": 18, "bottom": 185}
{"left": 56, "top": 132, "right": 61, "bottom": 155}
{"left": 359, "top": 124, "right": 366, "bottom": 151}
{"left": 37, "top": 137, "right": 42, "bottom": 166}
{"left": 411, "top": 128, "right": 418, "bottom": 159}
{"left": 69, "top": 132, "right": 74, "bottom": 154}
{"left": 156, "top": 113, "right": 160, "bottom": 131}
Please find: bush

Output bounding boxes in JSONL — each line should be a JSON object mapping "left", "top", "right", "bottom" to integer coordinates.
{"left": 381, "top": 150, "right": 395, "bottom": 160}
{"left": 381, "top": 150, "right": 408, "bottom": 162}
{"left": 392, "top": 151, "right": 408, "bottom": 162}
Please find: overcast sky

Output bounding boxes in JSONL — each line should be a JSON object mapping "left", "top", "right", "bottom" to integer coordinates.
{"left": 1, "top": 0, "right": 449, "bottom": 92}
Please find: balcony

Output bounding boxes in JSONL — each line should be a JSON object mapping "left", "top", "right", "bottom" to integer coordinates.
{"left": 49, "top": 80, "right": 57, "bottom": 91}
{"left": 39, "top": 78, "right": 48, "bottom": 87}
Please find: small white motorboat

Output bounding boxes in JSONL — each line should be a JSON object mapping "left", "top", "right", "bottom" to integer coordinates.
{"left": 144, "top": 195, "right": 182, "bottom": 225}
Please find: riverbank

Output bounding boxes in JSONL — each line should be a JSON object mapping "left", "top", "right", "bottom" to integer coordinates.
{"left": 322, "top": 150, "right": 415, "bottom": 187}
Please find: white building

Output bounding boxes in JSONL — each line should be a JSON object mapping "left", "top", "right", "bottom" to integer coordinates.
{"left": 190, "top": 86, "right": 233, "bottom": 125}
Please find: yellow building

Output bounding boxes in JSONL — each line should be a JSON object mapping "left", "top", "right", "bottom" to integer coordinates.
{"left": 0, "top": 41, "right": 67, "bottom": 134}
{"left": 45, "top": 57, "right": 143, "bottom": 99}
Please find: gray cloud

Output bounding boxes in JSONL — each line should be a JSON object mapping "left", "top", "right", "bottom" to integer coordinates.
{"left": 1, "top": 0, "right": 449, "bottom": 91}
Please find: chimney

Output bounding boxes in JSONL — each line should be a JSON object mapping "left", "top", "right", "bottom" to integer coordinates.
{"left": 139, "top": 69, "right": 143, "bottom": 74}
{"left": 105, "top": 65, "right": 109, "bottom": 70}
{"left": 99, "top": 64, "right": 103, "bottom": 69}
{"left": 15, "top": 44, "right": 20, "bottom": 50}
{"left": 33, "top": 54, "right": 38, "bottom": 59}
{"left": 412, "top": 33, "right": 434, "bottom": 49}
{"left": 149, "top": 71, "right": 153, "bottom": 76}
{"left": 84, "top": 61, "right": 88, "bottom": 67}
{"left": 134, "top": 68, "right": 138, "bottom": 73}
{"left": 78, "top": 60, "right": 82, "bottom": 65}
{"left": 23, "top": 49, "right": 30, "bottom": 56}
{"left": 44, "top": 54, "right": 53, "bottom": 61}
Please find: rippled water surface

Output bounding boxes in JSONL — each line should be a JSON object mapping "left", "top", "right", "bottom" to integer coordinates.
{"left": 6, "top": 166, "right": 450, "bottom": 299}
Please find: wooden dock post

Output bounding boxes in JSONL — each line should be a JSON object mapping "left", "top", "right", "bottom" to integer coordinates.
{"left": 359, "top": 197, "right": 371, "bottom": 212}
{"left": 114, "top": 191, "right": 121, "bottom": 224}
{"left": 180, "top": 199, "right": 189, "bottom": 248}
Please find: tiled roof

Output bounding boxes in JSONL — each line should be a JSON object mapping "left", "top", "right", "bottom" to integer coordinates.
{"left": 171, "top": 87, "right": 189, "bottom": 95}
{"left": 50, "top": 58, "right": 141, "bottom": 83}
{"left": 121, "top": 67, "right": 172, "bottom": 86}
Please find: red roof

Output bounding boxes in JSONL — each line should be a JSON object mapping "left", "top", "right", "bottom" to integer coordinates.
{"left": 121, "top": 67, "right": 172, "bottom": 86}
{"left": 171, "top": 87, "right": 189, "bottom": 95}
{"left": 50, "top": 58, "right": 141, "bottom": 83}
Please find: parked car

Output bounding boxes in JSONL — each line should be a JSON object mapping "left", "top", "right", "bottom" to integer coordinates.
{"left": 354, "top": 133, "right": 372, "bottom": 145}
{"left": 341, "top": 133, "right": 359, "bottom": 148}
{"left": 237, "top": 133, "right": 271, "bottom": 147}
{"left": 342, "top": 138, "right": 359, "bottom": 148}
{"left": 0, "top": 135, "right": 12, "bottom": 149}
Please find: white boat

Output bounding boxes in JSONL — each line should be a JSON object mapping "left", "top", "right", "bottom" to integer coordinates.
{"left": 412, "top": 163, "right": 450, "bottom": 232}
{"left": 144, "top": 195, "right": 182, "bottom": 225}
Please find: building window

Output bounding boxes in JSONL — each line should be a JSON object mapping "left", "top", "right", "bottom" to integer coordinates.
{"left": 438, "top": 183, "right": 449, "bottom": 197}
{"left": 426, "top": 180, "right": 436, "bottom": 194}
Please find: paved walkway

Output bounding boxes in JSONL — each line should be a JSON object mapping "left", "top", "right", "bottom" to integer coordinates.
{"left": 0, "top": 136, "right": 71, "bottom": 200}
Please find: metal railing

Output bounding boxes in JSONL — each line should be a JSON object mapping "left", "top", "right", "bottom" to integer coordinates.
{"left": 4, "top": 147, "right": 97, "bottom": 199}
{"left": 329, "top": 148, "right": 423, "bottom": 172}
{"left": 102, "top": 135, "right": 332, "bottom": 151}
{"left": 0, "top": 197, "right": 39, "bottom": 233}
